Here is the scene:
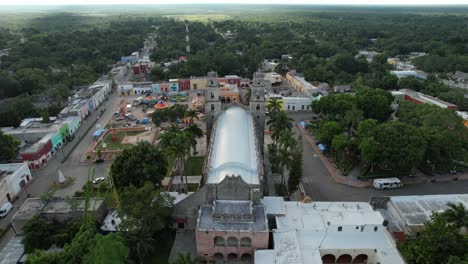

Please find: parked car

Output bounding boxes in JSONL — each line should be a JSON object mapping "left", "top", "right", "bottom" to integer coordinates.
{"left": 92, "top": 177, "right": 105, "bottom": 185}
{"left": 0, "top": 202, "right": 13, "bottom": 218}
{"left": 95, "top": 158, "right": 105, "bottom": 164}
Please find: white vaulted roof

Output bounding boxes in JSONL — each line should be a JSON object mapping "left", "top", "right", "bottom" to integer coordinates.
{"left": 207, "top": 106, "right": 259, "bottom": 185}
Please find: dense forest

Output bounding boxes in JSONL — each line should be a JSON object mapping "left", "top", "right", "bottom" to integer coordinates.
{"left": 1, "top": 7, "right": 467, "bottom": 127}
{"left": 0, "top": 14, "right": 159, "bottom": 126}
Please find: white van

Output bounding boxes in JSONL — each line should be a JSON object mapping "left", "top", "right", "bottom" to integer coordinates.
{"left": 0, "top": 202, "right": 13, "bottom": 218}
{"left": 373, "top": 178, "right": 403, "bottom": 190}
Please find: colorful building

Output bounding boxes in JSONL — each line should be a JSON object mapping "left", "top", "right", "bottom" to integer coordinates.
{"left": 190, "top": 77, "right": 207, "bottom": 90}
{"left": 118, "top": 83, "right": 134, "bottom": 96}
{"left": 169, "top": 80, "right": 179, "bottom": 92}
{"left": 225, "top": 75, "right": 241, "bottom": 86}
{"left": 393, "top": 89, "right": 458, "bottom": 110}
{"left": 151, "top": 83, "right": 161, "bottom": 94}
{"left": 20, "top": 135, "right": 53, "bottom": 169}
{"left": 219, "top": 84, "right": 240, "bottom": 103}
{"left": 160, "top": 83, "right": 170, "bottom": 93}
{"left": 178, "top": 79, "right": 191, "bottom": 91}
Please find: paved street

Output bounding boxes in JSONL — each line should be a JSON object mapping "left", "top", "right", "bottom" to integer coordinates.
{"left": 288, "top": 112, "right": 468, "bottom": 202}
{"left": 0, "top": 89, "right": 120, "bottom": 249}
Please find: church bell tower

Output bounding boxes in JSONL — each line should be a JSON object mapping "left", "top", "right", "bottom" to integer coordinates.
{"left": 250, "top": 71, "right": 268, "bottom": 144}
{"left": 205, "top": 71, "right": 221, "bottom": 141}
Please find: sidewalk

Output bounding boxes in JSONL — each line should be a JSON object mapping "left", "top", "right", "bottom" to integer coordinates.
{"left": 400, "top": 172, "right": 468, "bottom": 185}
{"left": 298, "top": 124, "right": 371, "bottom": 188}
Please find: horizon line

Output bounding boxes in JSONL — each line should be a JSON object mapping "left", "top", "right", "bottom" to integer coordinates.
{"left": 1, "top": 3, "right": 468, "bottom": 6}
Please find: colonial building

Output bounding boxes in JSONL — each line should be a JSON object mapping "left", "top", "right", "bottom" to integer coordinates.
{"left": 256, "top": 197, "right": 405, "bottom": 264}
{"left": 173, "top": 71, "right": 268, "bottom": 263}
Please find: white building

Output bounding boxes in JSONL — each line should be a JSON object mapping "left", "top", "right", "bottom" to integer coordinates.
{"left": 373, "top": 194, "right": 468, "bottom": 236}
{"left": 256, "top": 197, "right": 405, "bottom": 264}
{"left": 0, "top": 163, "right": 32, "bottom": 206}
{"left": 283, "top": 97, "right": 312, "bottom": 111}
{"left": 264, "top": 72, "right": 282, "bottom": 85}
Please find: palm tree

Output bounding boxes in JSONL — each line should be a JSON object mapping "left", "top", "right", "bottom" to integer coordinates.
{"left": 267, "top": 111, "right": 294, "bottom": 143}
{"left": 278, "top": 130, "right": 297, "bottom": 151}
{"left": 441, "top": 202, "right": 468, "bottom": 229}
{"left": 266, "top": 98, "right": 283, "bottom": 114}
{"left": 164, "top": 131, "right": 191, "bottom": 193}
{"left": 185, "top": 109, "right": 198, "bottom": 124}
{"left": 184, "top": 124, "right": 204, "bottom": 156}
{"left": 127, "top": 223, "right": 154, "bottom": 263}
{"left": 277, "top": 146, "right": 293, "bottom": 196}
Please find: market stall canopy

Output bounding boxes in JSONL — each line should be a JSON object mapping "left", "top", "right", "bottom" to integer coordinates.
{"left": 154, "top": 100, "right": 169, "bottom": 109}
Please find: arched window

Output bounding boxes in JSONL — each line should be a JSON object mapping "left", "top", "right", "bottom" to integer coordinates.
{"left": 321, "top": 254, "right": 336, "bottom": 264}
{"left": 211, "top": 92, "right": 214, "bottom": 99}
{"left": 214, "top": 236, "right": 225, "bottom": 246}
{"left": 227, "top": 253, "right": 238, "bottom": 262}
{"left": 240, "top": 237, "right": 251, "bottom": 247}
{"left": 336, "top": 254, "right": 352, "bottom": 263}
{"left": 213, "top": 253, "right": 224, "bottom": 261}
{"left": 256, "top": 104, "right": 260, "bottom": 110}
{"left": 211, "top": 104, "right": 215, "bottom": 111}
{"left": 353, "top": 254, "right": 368, "bottom": 264}
{"left": 241, "top": 253, "right": 252, "bottom": 262}
{"left": 226, "top": 237, "right": 238, "bottom": 247}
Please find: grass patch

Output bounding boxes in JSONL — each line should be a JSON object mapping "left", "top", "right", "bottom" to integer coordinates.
{"left": 100, "top": 130, "right": 143, "bottom": 150}
{"left": 184, "top": 157, "right": 205, "bottom": 175}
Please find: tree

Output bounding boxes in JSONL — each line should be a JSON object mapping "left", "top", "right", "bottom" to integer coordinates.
{"left": 288, "top": 136, "right": 303, "bottom": 198}
{"left": 366, "top": 122, "right": 426, "bottom": 173}
{"left": 120, "top": 182, "right": 173, "bottom": 262}
{"left": 278, "top": 129, "right": 297, "bottom": 150}
{"left": 160, "top": 127, "right": 192, "bottom": 192}
{"left": 267, "top": 111, "right": 293, "bottom": 143}
{"left": 441, "top": 202, "right": 468, "bottom": 229}
{"left": 277, "top": 146, "right": 293, "bottom": 195}
{"left": 0, "top": 131, "right": 19, "bottom": 161}
{"left": 185, "top": 109, "right": 198, "bottom": 124}
{"left": 317, "top": 121, "right": 342, "bottom": 146}
{"left": 266, "top": 98, "right": 283, "bottom": 113}
{"left": 184, "top": 124, "right": 204, "bottom": 156}
{"left": 355, "top": 88, "right": 393, "bottom": 122}
{"left": 170, "top": 252, "right": 200, "bottom": 264}
{"left": 83, "top": 233, "right": 129, "bottom": 264}
{"left": 343, "top": 106, "right": 363, "bottom": 139}
{"left": 359, "top": 137, "right": 380, "bottom": 173}
{"left": 110, "top": 142, "right": 167, "bottom": 189}
{"left": 27, "top": 250, "right": 64, "bottom": 264}
{"left": 399, "top": 214, "right": 468, "bottom": 264}
{"left": 22, "top": 215, "right": 54, "bottom": 253}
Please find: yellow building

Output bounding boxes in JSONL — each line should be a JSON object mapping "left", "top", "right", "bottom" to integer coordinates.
{"left": 219, "top": 84, "right": 240, "bottom": 103}
{"left": 117, "top": 83, "right": 134, "bottom": 96}
{"left": 190, "top": 77, "right": 208, "bottom": 90}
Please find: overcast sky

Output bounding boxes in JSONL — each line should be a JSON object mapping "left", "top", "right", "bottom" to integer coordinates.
{"left": 0, "top": 0, "right": 466, "bottom": 5}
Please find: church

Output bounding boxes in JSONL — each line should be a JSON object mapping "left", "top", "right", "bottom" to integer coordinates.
{"left": 173, "top": 71, "right": 270, "bottom": 263}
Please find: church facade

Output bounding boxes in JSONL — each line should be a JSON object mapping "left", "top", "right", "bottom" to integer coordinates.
{"left": 173, "top": 71, "right": 269, "bottom": 263}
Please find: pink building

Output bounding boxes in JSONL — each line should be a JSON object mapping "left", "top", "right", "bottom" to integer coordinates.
{"left": 160, "top": 83, "right": 169, "bottom": 93}
{"left": 178, "top": 79, "right": 191, "bottom": 91}
{"left": 225, "top": 75, "right": 241, "bottom": 86}
{"left": 196, "top": 200, "right": 268, "bottom": 263}
{"left": 240, "top": 78, "right": 250, "bottom": 88}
